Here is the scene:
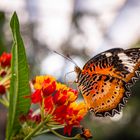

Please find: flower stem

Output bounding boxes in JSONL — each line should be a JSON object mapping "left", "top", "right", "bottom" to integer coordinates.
{"left": 23, "top": 116, "right": 51, "bottom": 140}
{"left": 0, "top": 98, "right": 9, "bottom": 107}
{"left": 2, "top": 94, "right": 9, "bottom": 106}
{"left": 34, "top": 125, "right": 64, "bottom": 136}
{"left": 47, "top": 125, "right": 81, "bottom": 140}
{"left": 0, "top": 74, "right": 11, "bottom": 85}
{"left": 41, "top": 97, "right": 45, "bottom": 120}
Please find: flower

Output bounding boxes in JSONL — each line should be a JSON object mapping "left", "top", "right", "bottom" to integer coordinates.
{"left": 63, "top": 102, "right": 87, "bottom": 135}
{"left": 34, "top": 75, "right": 56, "bottom": 90}
{"left": 0, "top": 52, "right": 11, "bottom": 97}
{"left": 0, "top": 52, "right": 11, "bottom": 67}
{"left": 53, "top": 90, "right": 68, "bottom": 106}
{"left": 0, "top": 70, "right": 7, "bottom": 77}
{"left": 44, "top": 96, "right": 54, "bottom": 113}
{"left": 80, "top": 128, "right": 92, "bottom": 139}
{"left": 19, "top": 110, "right": 41, "bottom": 124}
{"left": 53, "top": 83, "right": 78, "bottom": 106}
{"left": 30, "top": 75, "right": 56, "bottom": 103}
{"left": 0, "top": 84, "right": 6, "bottom": 95}
{"left": 29, "top": 75, "right": 88, "bottom": 135}
{"left": 30, "top": 89, "right": 42, "bottom": 103}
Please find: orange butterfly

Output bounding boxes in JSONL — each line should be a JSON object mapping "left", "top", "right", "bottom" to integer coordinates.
{"left": 75, "top": 48, "right": 140, "bottom": 117}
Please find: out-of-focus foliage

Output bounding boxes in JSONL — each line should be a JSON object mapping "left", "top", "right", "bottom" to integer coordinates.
{"left": 0, "top": 12, "right": 6, "bottom": 54}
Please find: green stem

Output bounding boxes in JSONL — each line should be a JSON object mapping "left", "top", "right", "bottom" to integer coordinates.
{"left": 47, "top": 125, "right": 80, "bottom": 140}
{"left": 6, "top": 90, "right": 10, "bottom": 101}
{"left": 0, "top": 98, "right": 9, "bottom": 107}
{"left": 34, "top": 125, "right": 64, "bottom": 136}
{"left": 24, "top": 115, "right": 81, "bottom": 140}
{"left": 0, "top": 74, "right": 11, "bottom": 85}
{"left": 41, "top": 98, "right": 45, "bottom": 120}
{"left": 2, "top": 94, "right": 9, "bottom": 106}
{"left": 7, "top": 68, "right": 11, "bottom": 75}
{"left": 24, "top": 116, "right": 51, "bottom": 140}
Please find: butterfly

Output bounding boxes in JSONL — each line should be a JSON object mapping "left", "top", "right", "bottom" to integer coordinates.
{"left": 75, "top": 48, "right": 140, "bottom": 117}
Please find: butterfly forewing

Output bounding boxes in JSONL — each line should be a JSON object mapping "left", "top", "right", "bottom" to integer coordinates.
{"left": 76, "top": 48, "right": 140, "bottom": 117}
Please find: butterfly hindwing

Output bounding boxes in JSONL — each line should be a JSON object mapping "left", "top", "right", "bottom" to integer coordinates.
{"left": 77, "top": 73, "right": 131, "bottom": 117}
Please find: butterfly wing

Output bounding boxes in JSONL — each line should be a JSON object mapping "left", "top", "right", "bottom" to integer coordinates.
{"left": 83, "top": 48, "right": 140, "bottom": 84}
{"left": 77, "top": 74, "right": 131, "bottom": 117}
{"left": 77, "top": 48, "right": 140, "bottom": 117}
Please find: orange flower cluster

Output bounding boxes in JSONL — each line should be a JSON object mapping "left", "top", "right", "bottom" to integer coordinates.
{"left": 0, "top": 52, "right": 11, "bottom": 95}
{"left": 30, "top": 75, "right": 87, "bottom": 135}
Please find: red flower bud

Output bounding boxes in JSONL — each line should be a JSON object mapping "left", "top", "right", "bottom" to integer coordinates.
{"left": 53, "top": 91, "right": 68, "bottom": 106}
{"left": 42, "top": 81, "right": 56, "bottom": 97}
{"left": 44, "top": 96, "right": 54, "bottom": 112}
{"left": 0, "top": 52, "right": 11, "bottom": 67}
{"left": 31, "top": 90, "right": 42, "bottom": 103}
{"left": 80, "top": 128, "right": 92, "bottom": 139}
{"left": 0, "top": 71, "right": 7, "bottom": 77}
{"left": 0, "top": 84, "right": 6, "bottom": 95}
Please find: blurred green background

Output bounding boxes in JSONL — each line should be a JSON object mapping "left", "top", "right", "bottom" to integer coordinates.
{"left": 0, "top": 0, "right": 140, "bottom": 140}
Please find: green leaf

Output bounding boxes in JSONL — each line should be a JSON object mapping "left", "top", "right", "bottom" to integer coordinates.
{"left": 6, "top": 12, "right": 31, "bottom": 140}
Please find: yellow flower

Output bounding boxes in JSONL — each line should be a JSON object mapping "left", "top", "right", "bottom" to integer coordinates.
{"left": 67, "top": 91, "right": 77, "bottom": 103}
{"left": 56, "top": 83, "right": 69, "bottom": 91}
{"left": 70, "top": 102, "right": 87, "bottom": 116}
{"left": 34, "top": 75, "right": 56, "bottom": 90}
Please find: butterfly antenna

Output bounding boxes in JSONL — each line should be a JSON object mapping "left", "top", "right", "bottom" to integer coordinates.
{"left": 53, "top": 50, "right": 79, "bottom": 67}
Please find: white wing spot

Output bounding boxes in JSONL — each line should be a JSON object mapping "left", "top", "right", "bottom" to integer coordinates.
{"left": 105, "top": 52, "right": 112, "bottom": 57}
{"left": 118, "top": 53, "right": 135, "bottom": 72}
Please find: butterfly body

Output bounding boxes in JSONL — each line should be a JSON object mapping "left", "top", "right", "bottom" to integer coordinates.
{"left": 75, "top": 48, "right": 140, "bottom": 117}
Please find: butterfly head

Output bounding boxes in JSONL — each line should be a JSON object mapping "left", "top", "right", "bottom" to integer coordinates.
{"left": 74, "top": 66, "right": 82, "bottom": 83}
